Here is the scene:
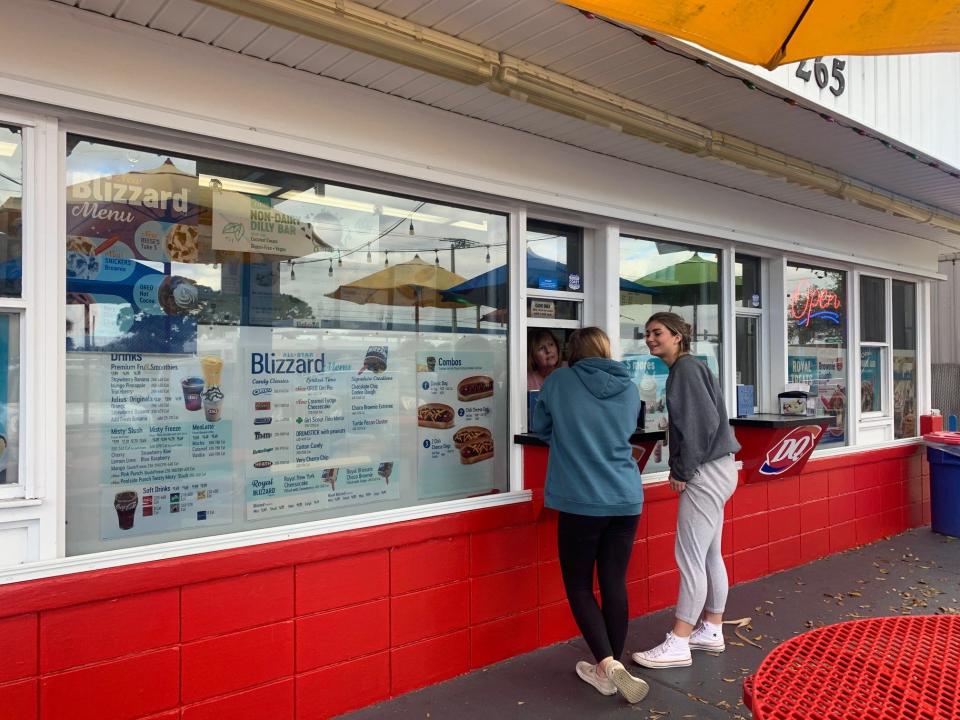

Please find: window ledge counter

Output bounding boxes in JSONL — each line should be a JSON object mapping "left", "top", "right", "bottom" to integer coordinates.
{"left": 730, "top": 414, "right": 834, "bottom": 482}
{"left": 516, "top": 429, "right": 666, "bottom": 488}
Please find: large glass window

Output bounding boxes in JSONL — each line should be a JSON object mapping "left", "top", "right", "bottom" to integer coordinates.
{"left": 526, "top": 221, "right": 582, "bottom": 294}
{"left": 64, "top": 136, "right": 509, "bottom": 556}
{"left": 893, "top": 280, "right": 917, "bottom": 439}
{"left": 620, "top": 236, "right": 722, "bottom": 472}
{"left": 0, "top": 127, "right": 21, "bottom": 486}
{"left": 786, "top": 263, "right": 847, "bottom": 446}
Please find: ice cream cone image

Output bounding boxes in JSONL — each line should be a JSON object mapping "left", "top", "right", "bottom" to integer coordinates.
{"left": 200, "top": 355, "right": 223, "bottom": 388}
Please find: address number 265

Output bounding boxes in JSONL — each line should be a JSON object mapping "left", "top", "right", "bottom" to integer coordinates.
{"left": 795, "top": 57, "right": 846, "bottom": 97}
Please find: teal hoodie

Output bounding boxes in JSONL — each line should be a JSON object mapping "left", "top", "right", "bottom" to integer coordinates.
{"left": 532, "top": 357, "right": 643, "bottom": 516}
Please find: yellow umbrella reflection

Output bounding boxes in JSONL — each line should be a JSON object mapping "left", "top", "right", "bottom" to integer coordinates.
{"left": 326, "top": 254, "right": 472, "bottom": 330}
{"left": 561, "top": 0, "right": 960, "bottom": 69}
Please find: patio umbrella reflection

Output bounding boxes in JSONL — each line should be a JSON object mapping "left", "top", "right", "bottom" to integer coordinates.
{"left": 326, "top": 254, "right": 471, "bottom": 331}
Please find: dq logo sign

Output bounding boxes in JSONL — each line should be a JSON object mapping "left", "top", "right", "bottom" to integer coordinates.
{"left": 759, "top": 425, "right": 823, "bottom": 475}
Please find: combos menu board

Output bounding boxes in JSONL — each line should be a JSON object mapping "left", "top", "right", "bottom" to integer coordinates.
{"left": 416, "top": 351, "right": 497, "bottom": 498}
{"left": 99, "top": 353, "right": 233, "bottom": 541}
{"left": 243, "top": 343, "right": 401, "bottom": 519}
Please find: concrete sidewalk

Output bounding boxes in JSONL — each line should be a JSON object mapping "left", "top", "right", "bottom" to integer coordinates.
{"left": 339, "top": 528, "right": 959, "bottom": 719}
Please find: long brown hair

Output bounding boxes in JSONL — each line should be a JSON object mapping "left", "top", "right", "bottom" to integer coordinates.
{"left": 566, "top": 326, "right": 612, "bottom": 366}
{"left": 645, "top": 312, "right": 692, "bottom": 354}
{"left": 527, "top": 328, "right": 561, "bottom": 373}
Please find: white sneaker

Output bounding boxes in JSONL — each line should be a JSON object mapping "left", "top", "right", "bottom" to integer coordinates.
{"left": 575, "top": 661, "right": 616, "bottom": 696}
{"left": 689, "top": 622, "right": 725, "bottom": 653}
{"left": 605, "top": 660, "right": 650, "bottom": 704}
{"left": 632, "top": 632, "right": 693, "bottom": 669}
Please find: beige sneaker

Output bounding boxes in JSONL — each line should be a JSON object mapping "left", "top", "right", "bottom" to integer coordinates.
{"left": 576, "top": 661, "right": 617, "bottom": 696}
{"left": 605, "top": 660, "right": 650, "bottom": 704}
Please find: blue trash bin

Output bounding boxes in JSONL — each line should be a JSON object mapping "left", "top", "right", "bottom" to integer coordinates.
{"left": 925, "top": 439, "right": 960, "bottom": 537}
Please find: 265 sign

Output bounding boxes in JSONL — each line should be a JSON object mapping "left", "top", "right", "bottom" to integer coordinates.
{"left": 795, "top": 57, "right": 846, "bottom": 97}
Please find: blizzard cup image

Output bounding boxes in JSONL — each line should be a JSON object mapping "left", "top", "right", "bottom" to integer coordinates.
{"left": 203, "top": 386, "right": 224, "bottom": 422}
{"left": 181, "top": 377, "right": 204, "bottom": 411}
{"left": 114, "top": 490, "right": 139, "bottom": 530}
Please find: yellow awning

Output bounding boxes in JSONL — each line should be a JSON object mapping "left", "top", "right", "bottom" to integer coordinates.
{"left": 561, "top": 0, "right": 960, "bottom": 69}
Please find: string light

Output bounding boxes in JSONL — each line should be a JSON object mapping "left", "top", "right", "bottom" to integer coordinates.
{"left": 384, "top": 251, "right": 389, "bottom": 266}
{"left": 366, "top": 248, "right": 372, "bottom": 262}
{"left": 485, "top": 245, "right": 491, "bottom": 263}
{"left": 434, "top": 250, "right": 440, "bottom": 266}
{"left": 328, "top": 259, "right": 333, "bottom": 277}
{"left": 408, "top": 220, "right": 415, "bottom": 236}
{"left": 290, "top": 262, "right": 295, "bottom": 281}
{"left": 338, "top": 252, "right": 342, "bottom": 266}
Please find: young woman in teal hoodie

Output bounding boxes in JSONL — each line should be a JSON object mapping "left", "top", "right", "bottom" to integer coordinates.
{"left": 531, "top": 327, "right": 648, "bottom": 704}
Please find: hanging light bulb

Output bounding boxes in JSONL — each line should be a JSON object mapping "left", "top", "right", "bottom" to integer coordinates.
{"left": 366, "top": 247, "right": 372, "bottom": 263}
{"left": 384, "top": 251, "right": 389, "bottom": 266}
{"left": 328, "top": 259, "right": 333, "bottom": 277}
{"left": 290, "top": 262, "right": 296, "bottom": 281}
{"left": 408, "top": 219, "right": 415, "bottom": 236}
{"left": 485, "top": 245, "right": 490, "bottom": 263}
{"left": 337, "top": 252, "right": 342, "bottom": 267}
{"left": 434, "top": 250, "right": 439, "bottom": 266}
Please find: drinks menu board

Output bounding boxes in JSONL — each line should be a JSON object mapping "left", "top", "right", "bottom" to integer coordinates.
{"left": 98, "top": 353, "right": 233, "bottom": 541}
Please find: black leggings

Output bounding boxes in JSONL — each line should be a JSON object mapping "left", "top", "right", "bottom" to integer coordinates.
{"left": 557, "top": 511, "right": 640, "bottom": 663}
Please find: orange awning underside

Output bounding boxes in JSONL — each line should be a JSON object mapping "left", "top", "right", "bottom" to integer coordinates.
{"left": 561, "top": 0, "right": 960, "bottom": 69}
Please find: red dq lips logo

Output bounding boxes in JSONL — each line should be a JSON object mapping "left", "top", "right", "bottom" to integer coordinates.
{"left": 759, "top": 425, "right": 823, "bottom": 475}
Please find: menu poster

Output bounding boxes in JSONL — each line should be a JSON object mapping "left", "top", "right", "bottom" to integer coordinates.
{"left": 624, "top": 354, "right": 670, "bottom": 468}
{"left": 212, "top": 190, "right": 329, "bottom": 257}
{"left": 99, "top": 352, "right": 233, "bottom": 540}
{"left": 243, "top": 343, "right": 401, "bottom": 519}
{"left": 894, "top": 352, "right": 917, "bottom": 437}
{"left": 67, "top": 259, "right": 200, "bottom": 354}
{"left": 416, "top": 351, "right": 496, "bottom": 498}
{"left": 66, "top": 160, "right": 201, "bottom": 265}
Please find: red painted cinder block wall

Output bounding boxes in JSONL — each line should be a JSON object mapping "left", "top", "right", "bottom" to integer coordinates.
{"left": 0, "top": 444, "right": 928, "bottom": 720}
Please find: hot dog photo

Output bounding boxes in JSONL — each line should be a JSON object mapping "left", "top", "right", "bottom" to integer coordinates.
{"left": 459, "top": 437, "right": 494, "bottom": 465}
{"left": 417, "top": 402, "right": 455, "bottom": 429}
{"left": 457, "top": 375, "right": 494, "bottom": 402}
{"left": 453, "top": 425, "right": 492, "bottom": 448}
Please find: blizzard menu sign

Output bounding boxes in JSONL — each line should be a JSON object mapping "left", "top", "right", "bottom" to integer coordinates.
{"left": 242, "top": 343, "right": 400, "bottom": 519}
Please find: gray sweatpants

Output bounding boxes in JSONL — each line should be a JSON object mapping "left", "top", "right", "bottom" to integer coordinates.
{"left": 674, "top": 453, "right": 738, "bottom": 626}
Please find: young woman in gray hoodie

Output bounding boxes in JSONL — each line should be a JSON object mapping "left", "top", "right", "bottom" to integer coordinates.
{"left": 532, "top": 327, "right": 648, "bottom": 704}
{"left": 632, "top": 312, "right": 740, "bottom": 670}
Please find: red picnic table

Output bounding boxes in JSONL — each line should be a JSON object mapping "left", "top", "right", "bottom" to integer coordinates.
{"left": 743, "top": 615, "right": 960, "bottom": 719}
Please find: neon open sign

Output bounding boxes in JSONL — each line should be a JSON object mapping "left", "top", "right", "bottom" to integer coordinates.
{"left": 788, "top": 281, "right": 842, "bottom": 327}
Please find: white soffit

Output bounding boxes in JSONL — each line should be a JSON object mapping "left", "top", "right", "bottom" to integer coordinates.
{"left": 50, "top": 0, "right": 960, "bottom": 248}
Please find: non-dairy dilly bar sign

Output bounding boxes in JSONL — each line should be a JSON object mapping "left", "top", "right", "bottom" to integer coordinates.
{"left": 212, "top": 189, "right": 332, "bottom": 258}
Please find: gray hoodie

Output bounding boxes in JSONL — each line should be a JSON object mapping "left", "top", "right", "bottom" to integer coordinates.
{"left": 666, "top": 354, "right": 741, "bottom": 481}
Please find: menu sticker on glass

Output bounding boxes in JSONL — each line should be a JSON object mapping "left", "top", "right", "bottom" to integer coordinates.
{"left": 416, "top": 351, "right": 496, "bottom": 498}
{"left": 99, "top": 353, "right": 233, "bottom": 540}
{"left": 212, "top": 190, "right": 331, "bottom": 257}
{"left": 242, "top": 342, "right": 401, "bottom": 519}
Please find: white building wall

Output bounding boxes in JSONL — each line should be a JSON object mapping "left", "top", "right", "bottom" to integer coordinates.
{"left": 757, "top": 54, "right": 960, "bottom": 169}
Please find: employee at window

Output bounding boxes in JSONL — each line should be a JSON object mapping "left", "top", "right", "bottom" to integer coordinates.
{"left": 527, "top": 328, "right": 567, "bottom": 389}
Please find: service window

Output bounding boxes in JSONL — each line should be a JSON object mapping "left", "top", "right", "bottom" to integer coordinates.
{"left": 64, "top": 136, "right": 509, "bottom": 555}
{"left": 619, "top": 236, "right": 723, "bottom": 473}
{"left": 892, "top": 280, "right": 917, "bottom": 438}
